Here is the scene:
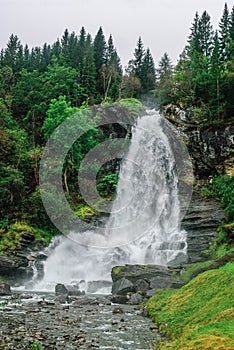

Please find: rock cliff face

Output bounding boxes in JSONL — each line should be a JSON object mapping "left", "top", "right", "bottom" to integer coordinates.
{"left": 163, "top": 105, "right": 234, "bottom": 177}
{"left": 182, "top": 193, "right": 225, "bottom": 264}
{"left": 0, "top": 236, "right": 46, "bottom": 286}
{"left": 187, "top": 125, "right": 234, "bottom": 176}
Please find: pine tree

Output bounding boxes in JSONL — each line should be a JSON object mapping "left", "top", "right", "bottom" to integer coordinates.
{"left": 93, "top": 27, "right": 107, "bottom": 97}
{"left": 132, "top": 37, "right": 145, "bottom": 81}
{"left": 101, "top": 34, "right": 122, "bottom": 100}
{"left": 77, "top": 27, "right": 87, "bottom": 85}
{"left": 156, "top": 53, "right": 174, "bottom": 105}
{"left": 51, "top": 39, "right": 61, "bottom": 59}
{"left": 3, "top": 34, "right": 24, "bottom": 72}
{"left": 67, "top": 31, "right": 79, "bottom": 68}
{"left": 199, "top": 11, "right": 214, "bottom": 57}
{"left": 41, "top": 43, "right": 52, "bottom": 70}
{"left": 141, "top": 48, "right": 156, "bottom": 93}
{"left": 188, "top": 12, "right": 202, "bottom": 54}
{"left": 82, "top": 34, "right": 96, "bottom": 101}
{"left": 23, "top": 44, "right": 30, "bottom": 68}
{"left": 29, "top": 47, "right": 42, "bottom": 71}
{"left": 230, "top": 6, "right": 234, "bottom": 40}
{"left": 219, "top": 3, "right": 231, "bottom": 64}
{"left": 60, "top": 28, "right": 70, "bottom": 65}
{"left": 210, "top": 31, "right": 222, "bottom": 116}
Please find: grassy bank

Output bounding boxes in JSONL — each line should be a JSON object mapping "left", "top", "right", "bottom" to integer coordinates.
{"left": 147, "top": 262, "right": 234, "bottom": 349}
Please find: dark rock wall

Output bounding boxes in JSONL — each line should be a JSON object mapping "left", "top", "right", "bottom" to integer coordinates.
{"left": 187, "top": 125, "right": 234, "bottom": 177}
{"left": 182, "top": 193, "right": 225, "bottom": 264}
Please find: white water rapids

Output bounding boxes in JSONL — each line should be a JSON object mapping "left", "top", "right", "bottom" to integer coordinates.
{"left": 35, "top": 110, "right": 190, "bottom": 291}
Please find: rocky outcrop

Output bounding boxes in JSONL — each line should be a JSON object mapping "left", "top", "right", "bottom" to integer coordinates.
{"left": 187, "top": 125, "right": 234, "bottom": 176}
{"left": 0, "top": 254, "right": 33, "bottom": 283}
{"left": 182, "top": 193, "right": 225, "bottom": 263}
{"left": 111, "top": 265, "right": 184, "bottom": 304}
{"left": 163, "top": 104, "right": 234, "bottom": 176}
{"left": 55, "top": 283, "right": 85, "bottom": 297}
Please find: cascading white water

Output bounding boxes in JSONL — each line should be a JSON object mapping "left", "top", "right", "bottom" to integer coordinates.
{"left": 35, "top": 110, "right": 188, "bottom": 291}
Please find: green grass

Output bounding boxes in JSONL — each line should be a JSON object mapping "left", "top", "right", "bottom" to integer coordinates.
{"left": 180, "top": 260, "right": 216, "bottom": 283}
{"left": 147, "top": 262, "right": 234, "bottom": 349}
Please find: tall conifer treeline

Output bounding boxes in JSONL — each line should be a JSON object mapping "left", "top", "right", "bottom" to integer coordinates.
{"left": 156, "top": 3, "right": 234, "bottom": 120}
{"left": 0, "top": 3, "right": 234, "bottom": 237}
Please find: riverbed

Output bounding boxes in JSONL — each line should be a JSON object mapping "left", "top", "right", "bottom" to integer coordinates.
{"left": 0, "top": 292, "right": 159, "bottom": 349}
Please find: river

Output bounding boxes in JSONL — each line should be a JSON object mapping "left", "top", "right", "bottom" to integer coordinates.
{"left": 0, "top": 292, "right": 159, "bottom": 349}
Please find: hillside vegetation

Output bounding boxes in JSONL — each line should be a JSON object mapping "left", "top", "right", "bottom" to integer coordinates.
{"left": 147, "top": 262, "right": 234, "bottom": 350}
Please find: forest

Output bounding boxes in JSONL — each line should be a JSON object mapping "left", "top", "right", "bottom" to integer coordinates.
{"left": 0, "top": 3, "right": 234, "bottom": 245}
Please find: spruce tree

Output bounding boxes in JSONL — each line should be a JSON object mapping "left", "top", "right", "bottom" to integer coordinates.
{"left": 199, "top": 11, "right": 214, "bottom": 57}
{"left": 51, "top": 39, "right": 61, "bottom": 59}
{"left": 219, "top": 3, "right": 231, "bottom": 64}
{"left": 93, "top": 27, "right": 107, "bottom": 97}
{"left": 156, "top": 53, "right": 174, "bottom": 105}
{"left": 133, "top": 36, "right": 145, "bottom": 81}
{"left": 141, "top": 48, "right": 156, "bottom": 93}
{"left": 83, "top": 34, "right": 96, "bottom": 101}
{"left": 230, "top": 6, "right": 234, "bottom": 40}
{"left": 188, "top": 12, "right": 202, "bottom": 54}
{"left": 78, "top": 27, "right": 87, "bottom": 86}
{"left": 3, "top": 34, "right": 23, "bottom": 72}
{"left": 210, "top": 31, "right": 222, "bottom": 116}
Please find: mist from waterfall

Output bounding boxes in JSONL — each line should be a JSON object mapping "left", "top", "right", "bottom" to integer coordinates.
{"left": 35, "top": 110, "right": 188, "bottom": 290}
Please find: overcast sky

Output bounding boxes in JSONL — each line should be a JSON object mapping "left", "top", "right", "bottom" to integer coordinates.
{"left": 1, "top": 0, "right": 233, "bottom": 69}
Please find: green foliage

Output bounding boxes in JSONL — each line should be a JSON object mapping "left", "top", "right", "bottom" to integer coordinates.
{"left": 0, "top": 222, "right": 53, "bottom": 253}
{"left": 147, "top": 262, "right": 234, "bottom": 349}
{"left": 200, "top": 188, "right": 213, "bottom": 198}
{"left": 75, "top": 205, "right": 100, "bottom": 220}
{"left": 97, "top": 173, "right": 118, "bottom": 197}
{"left": 119, "top": 98, "right": 144, "bottom": 115}
{"left": 30, "top": 343, "right": 43, "bottom": 350}
{"left": 212, "top": 176, "right": 234, "bottom": 222}
{"left": 180, "top": 260, "right": 215, "bottom": 283}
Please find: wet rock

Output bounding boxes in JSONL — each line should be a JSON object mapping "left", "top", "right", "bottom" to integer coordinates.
{"left": 55, "top": 295, "right": 70, "bottom": 304}
{"left": 112, "top": 277, "right": 135, "bottom": 295}
{"left": 113, "top": 307, "right": 124, "bottom": 314}
{"left": 111, "top": 264, "right": 181, "bottom": 284}
{"left": 19, "top": 293, "right": 33, "bottom": 299}
{"left": 72, "top": 296, "right": 99, "bottom": 306}
{"left": 111, "top": 264, "right": 183, "bottom": 298}
{"left": 111, "top": 294, "right": 127, "bottom": 304}
{"left": 146, "top": 289, "right": 156, "bottom": 298}
{"left": 55, "top": 283, "right": 68, "bottom": 296}
{"left": 65, "top": 285, "right": 84, "bottom": 296}
{"left": 134, "top": 279, "right": 150, "bottom": 294}
{"left": 182, "top": 194, "right": 225, "bottom": 263}
{"left": 128, "top": 293, "right": 143, "bottom": 305}
{"left": 0, "top": 283, "right": 11, "bottom": 295}
{"left": 187, "top": 125, "right": 234, "bottom": 176}
{"left": 0, "top": 254, "right": 33, "bottom": 282}
{"left": 149, "top": 276, "right": 184, "bottom": 289}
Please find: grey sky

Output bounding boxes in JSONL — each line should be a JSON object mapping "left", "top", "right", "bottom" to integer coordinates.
{"left": 1, "top": 0, "right": 233, "bottom": 68}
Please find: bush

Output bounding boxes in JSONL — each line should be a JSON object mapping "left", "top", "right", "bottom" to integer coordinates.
{"left": 212, "top": 176, "right": 234, "bottom": 222}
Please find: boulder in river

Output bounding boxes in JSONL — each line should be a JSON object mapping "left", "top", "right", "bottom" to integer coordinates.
{"left": 128, "top": 292, "right": 143, "bottom": 305}
{"left": 0, "top": 283, "right": 11, "bottom": 295}
{"left": 112, "top": 277, "right": 135, "bottom": 295}
{"left": 55, "top": 283, "right": 68, "bottom": 296}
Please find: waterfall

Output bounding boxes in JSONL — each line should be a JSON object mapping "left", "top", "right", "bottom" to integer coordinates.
{"left": 35, "top": 110, "right": 190, "bottom": 291}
